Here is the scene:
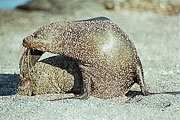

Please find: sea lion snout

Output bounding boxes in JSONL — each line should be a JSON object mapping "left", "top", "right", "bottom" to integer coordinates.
{"left": 23, "top": 35, "right": 46, "bottom": 49}
{"left": 22, "top": 35, "right": 32, "bottom": 48}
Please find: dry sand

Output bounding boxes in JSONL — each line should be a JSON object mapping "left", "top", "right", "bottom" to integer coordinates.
{"left": 0, "top": 1, "right": 180, "bottom": 119}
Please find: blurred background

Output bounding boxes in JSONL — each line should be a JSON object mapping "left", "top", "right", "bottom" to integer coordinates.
{"left": 0, "top": 0, "right": 30, "bottom": 10}
{"left": 0, "top": 0, "right": 179, "bottom": 14}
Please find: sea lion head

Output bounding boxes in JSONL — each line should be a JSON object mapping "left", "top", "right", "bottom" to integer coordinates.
{"left": 22, "top": 22, "right": 65, "bottom": 53}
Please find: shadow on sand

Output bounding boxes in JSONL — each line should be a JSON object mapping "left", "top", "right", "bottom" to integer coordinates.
{"left": 126, "top": 90, "right": 180, "bottom": 98}
{"left": 0, "top": 74, "right": 20, "bottom": 96}
{"left": 0, "top": 73, "right": 145, "bottom": 98}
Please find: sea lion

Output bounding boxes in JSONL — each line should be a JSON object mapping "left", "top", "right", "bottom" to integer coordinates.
{"left": 22, "top": 17, "right": 148, "bottom": 99}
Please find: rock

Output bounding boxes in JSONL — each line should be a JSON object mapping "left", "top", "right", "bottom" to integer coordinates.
{"left": 105, "top": 1, "right": 115, "bottom": 10}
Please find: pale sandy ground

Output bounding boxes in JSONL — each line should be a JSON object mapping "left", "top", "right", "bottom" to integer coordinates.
{"left": 0, "top": 2, "right": 180, "bottom": 120}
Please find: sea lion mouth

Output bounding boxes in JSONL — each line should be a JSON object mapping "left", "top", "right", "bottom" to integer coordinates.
{"left": 22, "top": 34, "right": 46, "bottom": 49}
{"left": 23, "top": 38, "right": 46, "bottom": 49}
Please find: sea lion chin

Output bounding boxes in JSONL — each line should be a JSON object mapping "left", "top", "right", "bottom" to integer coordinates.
{"left": 21, "top": 17, "right": 148, "bottom": 99}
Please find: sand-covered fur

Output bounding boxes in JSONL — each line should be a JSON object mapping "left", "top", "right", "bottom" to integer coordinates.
{"left": 21, "top": 18, "right": 148, "bottom": 99}
{"left": 16, "top": 49, "right": 82, "bottom": 96}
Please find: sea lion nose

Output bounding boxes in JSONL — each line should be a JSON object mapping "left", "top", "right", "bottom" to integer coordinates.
{"left": 22, "top": 35, "right": 46, "bottom": 49}
{"left": 22, "top": 36, "right": 32, "bottom": 48}
{"left": 23, "top": 38, "right": 26, "bottom": 44}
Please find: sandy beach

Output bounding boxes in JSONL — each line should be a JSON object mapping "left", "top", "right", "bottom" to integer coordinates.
{"left": 0, "top": 0, "right": 180, "bottom": 119}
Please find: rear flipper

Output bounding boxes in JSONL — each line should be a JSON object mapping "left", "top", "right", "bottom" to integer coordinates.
{"left": 136, "top": 57, "right": 149, "bottom": 96}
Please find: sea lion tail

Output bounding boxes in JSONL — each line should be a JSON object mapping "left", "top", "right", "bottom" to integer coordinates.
{"left": 137, "top": 56, "right": 149, "bottom": 95}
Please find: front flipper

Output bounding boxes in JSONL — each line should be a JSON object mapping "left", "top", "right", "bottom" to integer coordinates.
{"left": 48, "top": 64, "right": 92, "bottom": 100}
{"left": 72, "top": 64, "right": 92, "bottom": 99}
{"left": 136, "top": 57, "right": 149, "bottom": 96}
